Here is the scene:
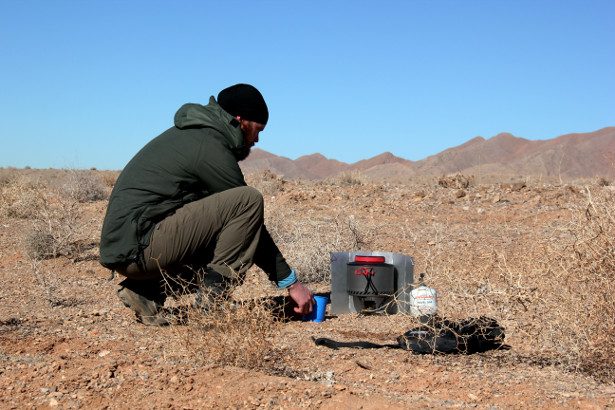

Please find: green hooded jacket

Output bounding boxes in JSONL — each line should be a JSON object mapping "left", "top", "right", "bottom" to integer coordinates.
{"left": 99, "top": 97, "right": 291, "bottom": 283}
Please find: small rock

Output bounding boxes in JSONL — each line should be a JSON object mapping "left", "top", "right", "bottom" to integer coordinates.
{"left": 511, "top": 182, "right": 526, "bottom": 191}
{"left": 355, "top": 360, "right": 372, "bottom": 370}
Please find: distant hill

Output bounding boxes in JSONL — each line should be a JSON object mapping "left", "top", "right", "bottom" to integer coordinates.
{"left": 238, "top": 149, "right": 309, "bottom": 179}
{"left": 240, "top": 127, "right": 615, "bottom": 181}
{"left": 294, "top": 153, "right": 348, "bottom": 179}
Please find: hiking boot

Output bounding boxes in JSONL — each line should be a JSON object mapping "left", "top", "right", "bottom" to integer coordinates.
{"left": 193, "top": 269, "right": 234, "bottom": 311}
{"left": 116, "top": 278, "right": 170, "bottom": 326}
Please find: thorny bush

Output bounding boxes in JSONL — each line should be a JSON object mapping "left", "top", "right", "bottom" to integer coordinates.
{"left": 163, "top": 269, "right": 287, "bottom": 371}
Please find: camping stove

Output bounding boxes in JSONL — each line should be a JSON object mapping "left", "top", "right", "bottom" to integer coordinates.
{"left": 347, "top": 255, "right": 394, "bottom": 311}
{"left": 330, "top": 252, "right": 414, "bottom": 314}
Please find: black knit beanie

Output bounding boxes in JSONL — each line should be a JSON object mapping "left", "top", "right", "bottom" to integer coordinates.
{"left": 217, "top": 84, "right": 269, "bottom": 125}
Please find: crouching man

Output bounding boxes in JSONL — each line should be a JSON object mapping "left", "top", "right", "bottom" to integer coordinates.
{"left": 99, "top": 84, "right": 314, "bottom": 325}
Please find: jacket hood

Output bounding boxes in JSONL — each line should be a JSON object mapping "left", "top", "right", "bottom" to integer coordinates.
{"left": 174, "top": 96, "right": 246, "bottom": 153}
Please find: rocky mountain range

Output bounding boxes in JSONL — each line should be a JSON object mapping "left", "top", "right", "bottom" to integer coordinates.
{"left": 240, "top": 127, "right": 615, "bottom": 181}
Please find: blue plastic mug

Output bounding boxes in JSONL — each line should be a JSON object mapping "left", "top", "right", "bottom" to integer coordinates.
{"left": 303, "top": 296, "right": 328, "bottom": 322}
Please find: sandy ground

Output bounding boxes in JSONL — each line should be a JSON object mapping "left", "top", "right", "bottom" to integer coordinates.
{"left": 1, "top": 171, "right": 614, "bottom": 409}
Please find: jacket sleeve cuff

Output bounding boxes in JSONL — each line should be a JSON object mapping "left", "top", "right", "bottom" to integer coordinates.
{"left": 277, "top": 270, "right": 298, "bottom": 289}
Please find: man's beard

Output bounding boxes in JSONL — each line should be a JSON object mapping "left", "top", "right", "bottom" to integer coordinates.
{"left": 237, "top": 146, "right": 251, "bottom": 161}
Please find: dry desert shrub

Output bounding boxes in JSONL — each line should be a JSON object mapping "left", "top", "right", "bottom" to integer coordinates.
{"left": 490, "top": 187, "right": 615, "bottom": 381}
{"left": 595, "top": 176, "right": 611, "bottom": 187}
{"left": 332, "top": 170, "right": 364, "bottom": 186}
{"left": 19, "top": 191, "right": 85, "bottom": 305}
{"left": 266, "top": 205, "right": 372, "bottom": 283}
{"left": 22, "top": 229, "right": 58, "bottom": 259}
{"left": 246, "top": 168, "right": 287, "bottom": 196}
{"left": 438, "top": 172, "right": 474, "bottom": 189}
{"left": 407, "top": 186, "right": 615, "bottom": 381}
{"left": 27, "top": 258, "right": 66, "bottom": 307}
{"left": 98, "top": 170, "right": 120, "bottom": 188}
{"left": 0, "top": 176, "right": 45, "bottom": 219}
{"left": 22, "top": 192, "right": 83, "bottom": 259}
{"left": 16, "top": 180, "right": 102, "bottom": 306}
{"left": 0, "top": 168, "right": 17, "bottom": 186}
{"left": 164, "top": 270, "right": 287, "bottom": 371}
{"left": 61, "top": 170, "right": 109, "bottom": 202}
{"left": 248, "top": 170, "right": 371, "bottom": 282}
{"left": 21, "top": 186, "right": 101, "bottom": 305}
{"left": 554, "top": 188, "right": 615, "bottom": 381}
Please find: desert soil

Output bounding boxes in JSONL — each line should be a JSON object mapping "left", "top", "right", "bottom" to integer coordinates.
{"left": 1, "top": 170, "right": 614, "bottom": 409}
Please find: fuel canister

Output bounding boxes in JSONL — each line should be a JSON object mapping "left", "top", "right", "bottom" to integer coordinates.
{"left": 410, "top": 273, "right": 437, "bottom": 317}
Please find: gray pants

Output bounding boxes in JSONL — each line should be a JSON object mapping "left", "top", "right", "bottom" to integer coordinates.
{"left": 116, "top": 186, "right": 264, "bottom": 282}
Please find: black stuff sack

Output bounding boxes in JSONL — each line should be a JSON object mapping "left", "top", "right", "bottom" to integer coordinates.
{"left": 396, "top": 316, "right": 505, "bottom": 354}
{"left": 313, "top": 316, "right": 505, "bottom": 354}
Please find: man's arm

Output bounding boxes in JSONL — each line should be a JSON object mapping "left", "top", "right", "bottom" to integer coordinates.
{"left": 253, "top": 227, "right": 315, "bottom": 313}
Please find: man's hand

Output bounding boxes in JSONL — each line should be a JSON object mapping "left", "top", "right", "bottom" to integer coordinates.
{"left": 288, "top": 281, "right": 314, "bottom": 315}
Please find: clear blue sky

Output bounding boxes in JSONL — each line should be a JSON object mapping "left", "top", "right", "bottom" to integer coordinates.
{"left": 1, "top": 1, "right": 613, "bottom": 170}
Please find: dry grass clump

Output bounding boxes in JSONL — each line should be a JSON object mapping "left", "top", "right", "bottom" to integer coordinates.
{"left": 164, "top": 271, "right": 286, "bottom": 371}
{"left": 0, "top": 176, "right": 45, "bottom": 219}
